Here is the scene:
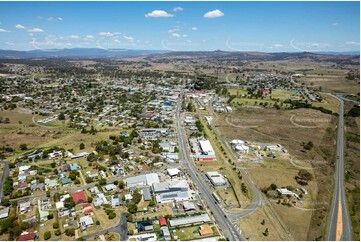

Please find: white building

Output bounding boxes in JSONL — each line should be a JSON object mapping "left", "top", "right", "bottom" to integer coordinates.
{"left": 199, "top": 140, "right": 215, "bottom": 156}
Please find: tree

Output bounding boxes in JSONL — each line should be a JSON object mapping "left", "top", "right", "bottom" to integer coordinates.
{"left": 20, "top": 222, "right": 29, "bottom": 230}
{"left": 44, "top": 231, "right": 51, "bottom": 240}
{"left": 4, "top": 117, "right": 10, "bottom": 124}
{"left": 128, "top": 203, "right": 138, "bottom": 214}
{"left": 298, "top": 169, "right": 313, "bottom": 181}
{"left": 47, "top": 213, "right": 54, "bottom": 220}
{"left": 55, "top": 229, "right": 61, "bottom": 236}
{"left": 270, "top": 184, "right": 277, "bottom": 190}
{"left": 263, "top": 228, "right": 269, "bottom": 236}
{"left": 96, "top": 220, "right": 100, "bottom": 226}
{"left": 118, "top": 180, "right": 125, "bottom": 189}
{"left": 98, "top": 178, "right": 106, "bottom": 185}
{"left": 87, "top": 196, "right": 93, "bottom": 203}
{"left": 79, "top": 143, "right": 85, "bottom": 150}
{"left": 1, "top": 198, "right": 10, "bottom": 207}
{"left": 74, "top": 178, "right": 80, "bottom": 184}
{"left": 19, "top": 144, "right": 27, "bottom": 150}
{"left": 149, "top": 200, "right": 155, "bottom": 207}
{"left": 64, "top": 197, "right": 75, "bottom": 209}
{"left": 65, "top": 228, "right": 75, "bottom": 237}
{"left": 58, "top": 113, "right": 65, "bottom": 120}
{"left": 126, "top": 213, "right": 133, "bottom": 222}
{"left": 53, "top": 222, "right": 59, "bottom": 229}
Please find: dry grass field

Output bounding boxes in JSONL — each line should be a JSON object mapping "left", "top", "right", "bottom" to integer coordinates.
{"left": 217, "top": 108, "right": 338, "bottom": 240}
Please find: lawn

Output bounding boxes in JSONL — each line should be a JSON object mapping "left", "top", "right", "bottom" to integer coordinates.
{"left": 171, "top": 225, "right": 202, "bottom": 240}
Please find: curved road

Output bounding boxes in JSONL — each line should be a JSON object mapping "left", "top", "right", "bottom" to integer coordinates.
{"left": 326, "top": 95, "right": 353, "bottom": 241}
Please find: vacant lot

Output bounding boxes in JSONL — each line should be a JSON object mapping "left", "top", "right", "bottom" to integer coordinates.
{"left": 217, "top": 108, "right": 337, "bottom": 240}
{"left": 238, "top": 207, "right": 284, "bottom": 241}
{"left": 0, "top": 110, "right": 72, "bottom": 153}
{"left": 298, "top": 75, "right": 359, "bottom": 94}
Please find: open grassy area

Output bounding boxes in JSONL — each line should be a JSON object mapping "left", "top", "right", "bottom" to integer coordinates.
{"left": 217, "top": 108, "right": 337, "bottom": 240}
{"left": 171, "top": 225, "right": 205, "bottom": 240}
{"left": 297, "top": 75, "right": 359, "bottom": 94}
{"left": 238, "top": 206, "right": 284, "bottom": 241}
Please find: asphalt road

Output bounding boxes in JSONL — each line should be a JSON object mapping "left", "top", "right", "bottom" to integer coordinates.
{"left": 326, "top": 95, "right": 353, "bottom": 241}
{"left": 175, "top": 93, "right": 245, "bottom": 241}
{"left": 0, "top": 161, "right": 10, "bottom": 203}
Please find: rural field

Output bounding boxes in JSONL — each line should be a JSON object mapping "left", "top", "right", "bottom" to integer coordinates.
{"left": 216, "top": 107, "right": 338, "bottom": 240}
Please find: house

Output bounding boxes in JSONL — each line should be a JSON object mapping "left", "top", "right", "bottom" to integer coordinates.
{"left": 31, "top": 183, "right": 44, "bottom": 191}
{"left": 19, "top": 202, "right": 31, "bottom": 214}
{"left": 45, "top": 178, "right": 58, "bottom": 188}
{"left": 137, "top": 220, "right": 153, "bottom": 232}
{"left": 99, "top": 170, "right": 106, "bottom": 179}
{"left": 199, "top": 224, "right": 213, "bottom": 236}
{"left": 60, "top": 194, "right": 70, "bottom": 202}
{"left": 83, "top": 204, "right": 94, "bottom": 215}
{"left": 0, "top": 207, "right": 10, "bottom": 219}
{"left": 48, "top": 151, "right": 62, "bottom": 159}
{"left": 89, "top": 187, "right": 100, "bottom": 195}
{"left": 162, "top": 227, "right": 171, "bottom": 241}
{"left": 159, "top": 217, "right": 167, "bottom": 227}
{"left": 61, "top": 178, "right": 72, "bottom": 186}
{"left": 142, "top": 187, "right": 152, "bottom": 201}
{"left": 93, "top": 193, "right": 108, "bottom": 207}
{"left": 18, "top": 182, "right": 28, "bottom": 189}
{"left": 39, "top": 210, "right": 49, "bottom": 222}
{"left": 159, "top": 141, "right": 172, "bottom": 152}
{"left": 72, "top": 191, "right": 87, "bottom": 205}
{"left": 104, "top": 184, "right": 117, "bottom": 191}
{"left": 86, "top": 171, "right": 98, "bottom": 179}
{"left": 79, "top": 215, "right": 94, "bottom": 231}
{"left": 56, "top": 202, "right": 65, "bottom": 211}
{"left": 111, "top": 194, "right": 121, "bottom": 207}
{"left": 69, "top": 163, "right": 80, "bottom": 171}
{"left": 18, "top": 232, "right": 37, "bottom": 241}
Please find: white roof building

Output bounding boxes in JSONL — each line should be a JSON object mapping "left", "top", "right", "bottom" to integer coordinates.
{"left": 206, "top": 171, "right": 227, "bottom": 186}
{"left": 167, "top": 168, "right": 180, "bottom": 177}
{"left": 169, "top": 214, "right": 211, "bottom": 227}
{"left": 199, "top": 140, "right": 215, "bottom": 156}
{"left": 126, "top": 173, "right": 160, "bottom": 187}
{"left": 56, "top": 201, "right": 65, "bottom": 211}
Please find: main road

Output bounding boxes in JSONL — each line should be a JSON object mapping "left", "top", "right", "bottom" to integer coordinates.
{"left": 326, "top": 95, "right": 353, "bottom": 241}
{"left": 175, "top": 93, "right": 246, "bottom": 241}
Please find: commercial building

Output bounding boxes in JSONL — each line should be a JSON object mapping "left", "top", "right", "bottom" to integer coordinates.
{"left": 206, "top": 171, "right": 227, "bottom": 186}
{"left": 126, "top": 173, "right": 160, "bottom": 187}
{"left": 199, "top": 140, "right": 215, "bottom": 156}
{"left": 169, "top": 214, "right": 211, "bottom": 227}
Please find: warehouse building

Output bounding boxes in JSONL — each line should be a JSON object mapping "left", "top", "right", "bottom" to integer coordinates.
{"left": 206, "top": 171, "right": 227, "bottom": 186}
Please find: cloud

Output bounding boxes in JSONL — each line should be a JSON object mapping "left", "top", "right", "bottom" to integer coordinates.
{"left": 345, "top": 41, "right": 360, "bottom": 46}
{"left": 272, "top": 44, "right": 283, "bottom": 48}
{"left": 27, "top": 28, "right": 44, "bottom": 33}
{"left": 168, "top": 29, "right": 178, "bottom": 33}
{"left": 172, "top": 33, "right": 181, "bottom": 38}
{"left": 173, "top": 7, "right": 184, "bottom": 12}
{"left": 84, "top": 35, "right": 95, "bottom": 41}
{"left": 15, "top": 24, "right": 26, "bottom": 29}
{"left": 99, "top": 32, "right": 114, "bottom": 37}
{"left": 0, "top": 29, "right": 10, "bottom": 33}
{"left": 145, "top": 10, "right": 174, "bottom": 18}
{"left": 192, "top": 27, "right": 198, "bottom": 31}
{"left": 123, "top": 35, "right": 134, "bottom": 42}
{"left": 68, "top": 35, "right": 79, "bottom": 39}
{"left": 16, "top": 24, "right": 44, "bottom": 33}
{"left": 5, "top": 42, "right": 14, "bottom": 46}
{"left": 332, "top": 22, "right": 338, "bottom": 26}
{"left": 48, "top": 17, "right": 63, "bottom": 21}
{"left": 113, "top": 39, "right": 121, "bottom": 44}
{"left": 204, "top": 9, "right": 224, "bottom": 18}
{"left": 182, "top": 34, "right": 188, "bottom": 38}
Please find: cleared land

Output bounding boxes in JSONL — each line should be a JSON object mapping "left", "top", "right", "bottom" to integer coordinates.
{"left": 217, "top": 108, "right": 338, "bottom": 240}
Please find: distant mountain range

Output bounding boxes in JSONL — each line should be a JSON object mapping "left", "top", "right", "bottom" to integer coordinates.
{"left": 0, "top": 48, "right": 168, "bottom": 59}
{"left": 0, "top": 48, "right": 358, "bottom": 59}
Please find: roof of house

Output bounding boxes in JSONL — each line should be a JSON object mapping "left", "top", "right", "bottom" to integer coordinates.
{"left": 159, "top": 217, "right": 167, "bottom": 226}
{"left": 18, "top": 233, "right": 36, "bottom": 241}
{"left": 31, "top": 183, "right": 44, "bottom": 190}
{"left": 61, "top": 178, "right": 72, "bottom": 185}
{"left": 199, "top": 224, "right": 213, "bottom": 236}
{"left": 80, "top": 215, "right": 93, "bottom": 226}
{"left": 72, "top": 191, "right": 87, "bottom": 204}
{"left": 19, "top": 182, "right": 28, "bottom": 188}
{"left": 142, "top": 187, "right": 152, "bottom": 201}
{"left": 0, "top": 207, "right": 10, "bottom": 217}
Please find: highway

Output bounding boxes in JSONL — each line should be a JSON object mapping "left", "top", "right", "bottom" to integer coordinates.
{"left": 326, "top": 95, "right": 353, "bottom": 241}
{"left": 175, "top": 93, "right": 245, "bottom": 241}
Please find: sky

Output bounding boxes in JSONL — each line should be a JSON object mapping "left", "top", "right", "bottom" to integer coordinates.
{"left": 0, "top": 1, "right": 359, "bottom": 52}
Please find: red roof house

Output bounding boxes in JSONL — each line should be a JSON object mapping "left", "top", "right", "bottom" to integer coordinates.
{"left": 18, "top": 182, "right": 28, "bottom": 189}
{"left": 159, "top": 217, "right": 167, "bottom": 227}
{"left": 18, "top": 232, "right": 36, "bottom": 241}
{"left": 72, "top": 191, "right": 87, "bottom": 205}
{"left": 84, "top": 209, "right": 94, "bottom": 215}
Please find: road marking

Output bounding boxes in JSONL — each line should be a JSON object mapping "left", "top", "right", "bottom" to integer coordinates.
{"left": 336, "top": 201, "right": 343, "bottom": 241}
